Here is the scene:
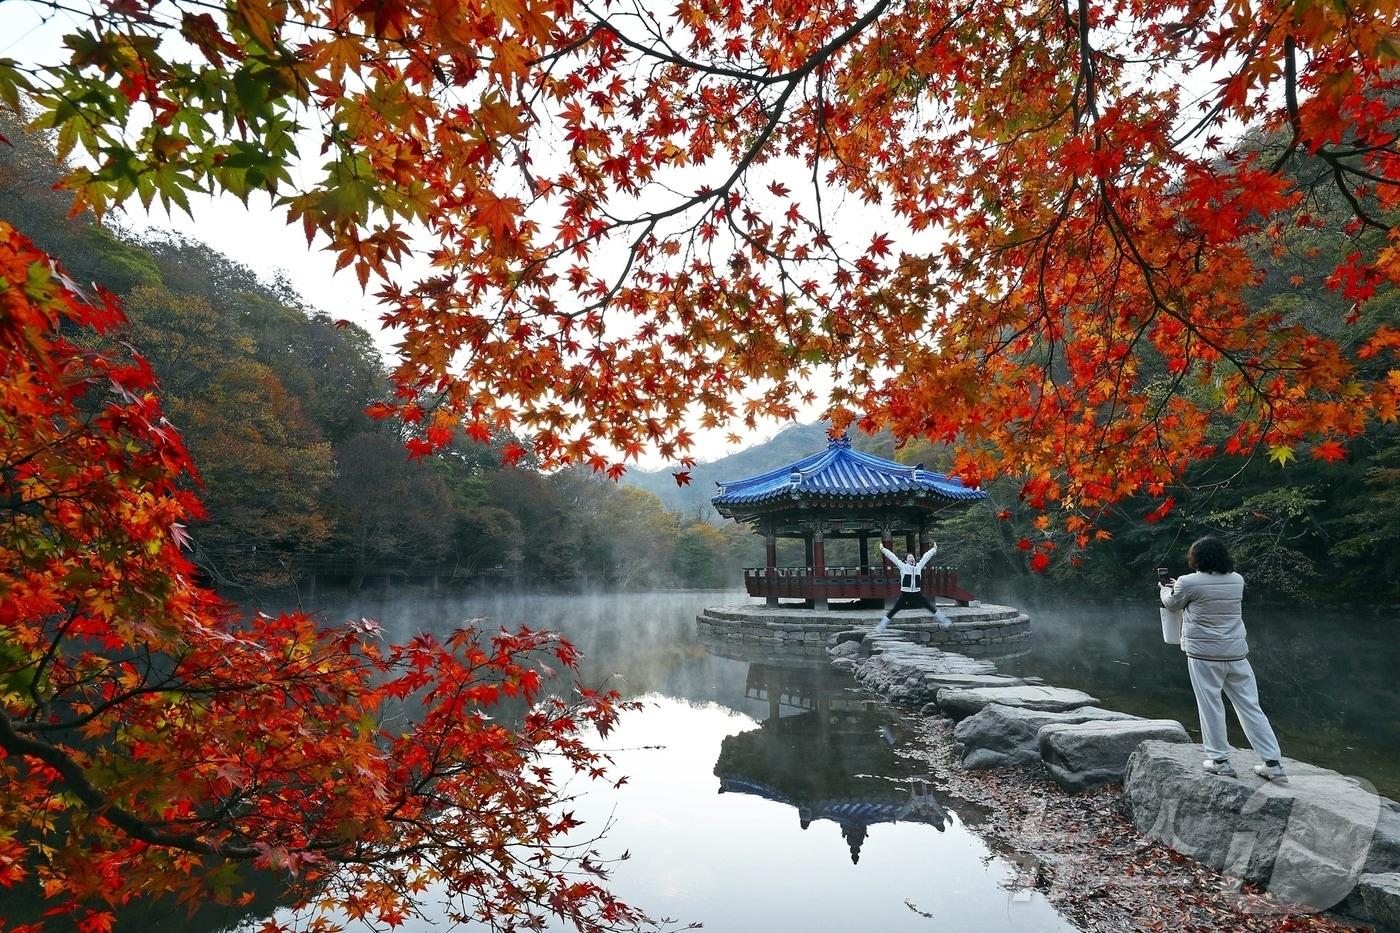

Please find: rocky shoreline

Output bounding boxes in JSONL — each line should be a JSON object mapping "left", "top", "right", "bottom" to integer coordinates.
{"left": 832, "top": 630, "right": 1400, "bottom": 931}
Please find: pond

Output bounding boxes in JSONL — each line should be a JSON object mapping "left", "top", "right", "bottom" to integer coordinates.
{"left": 9, "top": 589, "right": 1393, "bottom": 932}
{"left": 248, "top": 590, "right": 1076, "bottom": 933}
{"left": 246, "top": 588, "right": 1398, "bottom": 932}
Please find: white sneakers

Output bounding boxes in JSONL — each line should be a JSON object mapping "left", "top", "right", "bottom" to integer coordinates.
{"left": 874, "top": 616, "right": 891, "bottom": 633}
{"left": 1203, "top": 758, "right": 1289, "bottom": 782}
{"left": 1203, "top": 758, "right": 1237, "bottom": 777}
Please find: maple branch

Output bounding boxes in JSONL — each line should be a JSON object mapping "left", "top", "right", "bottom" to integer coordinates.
{"left": 1270, "top": 34, "right": 1302, "bottom": 174}
{"left": 0, "top": 709, "right": 260, "bottom": 858}
{"left": 1074, "top": 0, "right": 1098, "bottom": 125}
{"left": 1096, "top": 181, "right": 1272, "bottom": 413}
{"left": 1170, "top": 7, "right": 1290, "bottom": 148}
{"left": 560, "top": 0, "right": 894, "bottom": 320}
{"left": 25, "top": 606, "right": 79, "bottom": 718}
{"left": 528, "top": 21, "right": 606, "bottom": 68}
{"left": 1322, "top": 158, "right": 1391, "bottom": 232}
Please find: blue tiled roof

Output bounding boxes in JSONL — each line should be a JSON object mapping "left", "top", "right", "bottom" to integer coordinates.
{"left": 716, "top": 777, "right": 950, "bottom": 829}
{"left": 712, "top": 435, "right": 985, "bottom": 508}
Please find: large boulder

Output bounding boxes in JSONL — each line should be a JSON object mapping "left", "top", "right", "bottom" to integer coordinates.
{"left": 935, "top": 684, "right": 1100, "bottom": 720}
{"left": 1038, "top": 719, "right": 1189, "bottom": 792}
{"left": 1123, "top": 740, "right": 1400, "bottom": 916}
{"left": 1359, "top": 873, "right": 1400, "bottom": 932}
{"left": 953, "top": 704, "right": 1142, "bottom": 769}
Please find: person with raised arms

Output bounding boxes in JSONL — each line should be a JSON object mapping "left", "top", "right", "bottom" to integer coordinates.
{"left": 875, "top": 543, "right": 952, "bottom": 633}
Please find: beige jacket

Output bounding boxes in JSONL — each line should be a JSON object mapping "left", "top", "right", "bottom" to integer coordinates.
{"left": 1159, "top": 571, "right": 1248, "bottom": 660}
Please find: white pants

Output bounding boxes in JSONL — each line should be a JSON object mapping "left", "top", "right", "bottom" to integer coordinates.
{"left": 1186, "top": 657, "right": 1282, "bottom": 762}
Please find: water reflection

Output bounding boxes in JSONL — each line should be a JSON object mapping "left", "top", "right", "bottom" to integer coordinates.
{"left": 231, "top": 591, "right": 1072, "bottom": 933}
{"left": 714, "top": 663, "right": 962, "bottom": 864}
{"left": 16, "top": 589, "right": 1395, "bottom": 933}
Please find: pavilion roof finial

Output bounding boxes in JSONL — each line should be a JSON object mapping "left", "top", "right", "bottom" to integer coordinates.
{"left": 828, "top": 432, "right": 852, "bottom": 449}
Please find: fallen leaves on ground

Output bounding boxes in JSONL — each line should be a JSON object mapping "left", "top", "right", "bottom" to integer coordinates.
{"left": 897, "top": 718, "right": 1368, "bottom": 933}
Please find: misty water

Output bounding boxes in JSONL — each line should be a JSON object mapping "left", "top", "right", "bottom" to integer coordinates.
{"left": 12, "top": 591, "right": 1388, "bottom": 931}
{"left": 231, "top": 587, "right": 1399, "bottom": 933}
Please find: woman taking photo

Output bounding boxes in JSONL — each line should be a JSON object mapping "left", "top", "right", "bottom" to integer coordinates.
{"left": 1160, "top": 536, "right": 1289, "bottom": 782}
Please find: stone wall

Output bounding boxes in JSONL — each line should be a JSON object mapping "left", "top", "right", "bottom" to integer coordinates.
{"left": 695, "top": 603, "right": 1031, "bottom": 652}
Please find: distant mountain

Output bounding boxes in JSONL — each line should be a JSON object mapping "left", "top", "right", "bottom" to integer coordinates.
{"left": 627, "top": 422, "right": 898, "bottom": 515}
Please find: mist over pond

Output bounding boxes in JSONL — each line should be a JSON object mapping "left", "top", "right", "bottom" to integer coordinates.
{"left": 235, "top": 586, "right": 1398, "bottom": 932}
{"left": 991, "top": 593, "right": 1400, "bottom": 798}
{"left": 246, "top": 590, "right": 1073, "bottom": 932}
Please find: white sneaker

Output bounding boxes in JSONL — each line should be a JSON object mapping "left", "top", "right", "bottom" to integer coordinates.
{"left": 1253, "top": 761, "right": 1288, "bottom": 783}
{"left": 1203, "top": 758, "right": 1236, "bottom": 777}
{"left": 874, "top": 616, "right": 891, "bottom": 633}
{"left": 935, "top": 610, "right": 952, "bottom": 632}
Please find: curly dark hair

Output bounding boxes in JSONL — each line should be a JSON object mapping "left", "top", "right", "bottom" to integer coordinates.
{"left": 1187, "top": 536, "right": 1234, "bottom": 574}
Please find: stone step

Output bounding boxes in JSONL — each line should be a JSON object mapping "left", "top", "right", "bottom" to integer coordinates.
{"left": 1359, "top": 873, "right": 1400, "bottom": 932}
{"left": 1124, "top": 740, "right": 1400, "bottom": 919}
{"left": 954, "top": 704, "right": 1143, "bottom": 770}
{"left": 935, "top": 685, "right": 1101, "bottom": 720}
{"left": 1038, "top": 718, "right": 1189, "bottom": 793}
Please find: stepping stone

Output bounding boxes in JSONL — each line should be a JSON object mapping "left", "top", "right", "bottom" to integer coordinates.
{"left": 953, "top": 704, "right": 1142, "bottom": 769}
{"left": 1123, "top": 741, "right": 1400, "bottom": 915}
{"left": 1359, "top": 873, "right": 1400, "bottom": 932}
{"left": 935, "top": 685, "right": 1100, "bottom": 720}
{"left": 1038, "top": 718, "right": 1188, "bottom": 792}
{"left": 921, "top": 673, "right": 1026, "bottom": 691}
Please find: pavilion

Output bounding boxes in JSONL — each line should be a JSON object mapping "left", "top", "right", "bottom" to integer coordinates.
{"left": 712, "top": 434, "right": 987, "bottom": 611}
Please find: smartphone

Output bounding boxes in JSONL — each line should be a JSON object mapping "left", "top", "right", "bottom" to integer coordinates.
{"left": 1156, "top": 566, "right": 1172, "bottom": 585}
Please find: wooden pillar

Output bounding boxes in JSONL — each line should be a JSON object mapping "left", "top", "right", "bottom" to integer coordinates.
{"left": 813, "top": 523, "right": 828, "bottom": 611}
{"left": 769, "top": 690, "right": 781, "bottom": 723}
{"left": 881, "top": 525, "right": 895, "bottom": 610}
{"left": 904, "top": 532, "right": 917, "bottom": 554}
{"left": 804, "top": 533, "right": 814, "bottom": 570}
{"left": 858, "top": 536, "right": 870, "bottom": 571}
{"left": 765, "top": 522, "right": 778, "bottom": 607}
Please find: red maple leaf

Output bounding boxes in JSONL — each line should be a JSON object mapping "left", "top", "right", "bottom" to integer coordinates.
{"left": 1144, "top": 496, "right": 1176, "bottom": 524}
{"left": 1311, "top": 439, "right": 1347, "bottom": 463}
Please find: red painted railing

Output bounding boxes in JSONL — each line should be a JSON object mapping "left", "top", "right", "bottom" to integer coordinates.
{"left": 741, "top": 566, "right": 974, "bottom": 605}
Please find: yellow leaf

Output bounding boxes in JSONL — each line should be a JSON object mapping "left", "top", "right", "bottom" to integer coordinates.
{"left": 234, "top": 0, "right": 284, "bottom": 51}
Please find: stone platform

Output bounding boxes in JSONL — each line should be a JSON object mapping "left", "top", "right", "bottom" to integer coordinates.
{"left": 695, "top": 602, "right": 1031, "bottom": 652}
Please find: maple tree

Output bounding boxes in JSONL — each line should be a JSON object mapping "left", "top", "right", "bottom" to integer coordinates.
{"left": 4, "top": 0, "right": 1398, "bottom": 557}
{"left": 0, "top": 220, "right": 652, "bottom": 929}
{"left": 4, "top": 0, "right": 1400, "bottom": 920}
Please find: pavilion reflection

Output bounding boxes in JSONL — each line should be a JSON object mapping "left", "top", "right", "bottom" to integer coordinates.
{"left": 712, "top": 658, "right": 980, "bottom": 864}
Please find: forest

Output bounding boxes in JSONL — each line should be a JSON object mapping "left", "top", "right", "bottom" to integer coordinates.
{"left": 0, "top": 115, "right": 758, "bottom": 597}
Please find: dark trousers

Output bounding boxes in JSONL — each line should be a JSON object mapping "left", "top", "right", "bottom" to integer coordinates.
{"left": 887, "top": 591, "right": 938, "bottom": 619}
